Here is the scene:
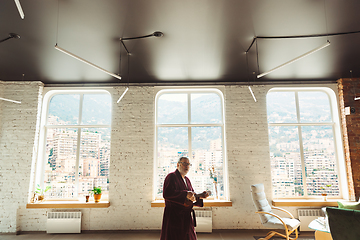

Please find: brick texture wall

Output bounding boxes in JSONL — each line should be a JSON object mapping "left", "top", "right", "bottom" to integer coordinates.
{"left": 0, "top": 82, "right": 3, "bottom": 142}
{"left": 338, "top": 78, "right": 359, "bottom": 200}
{"left": 0, "top": 81, "right": 44, "bottom": 233}
{"left": 0, "top": 82, "right": 345, "bottom": 233}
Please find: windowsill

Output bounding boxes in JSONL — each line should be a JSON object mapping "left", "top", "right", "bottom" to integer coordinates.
{"left": 151, "top": 200, "right": 232, "bottom": 207}
{"left": 26, "top": 200, "right": 110, "bottom": 209}
{"left": 272, "top": 199, "right": 349, "bottom": 207}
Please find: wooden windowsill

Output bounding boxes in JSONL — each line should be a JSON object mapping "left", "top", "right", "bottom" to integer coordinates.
{"left": 272, "top": 199, "right": 347, "bottom": 207}
{"left": 151, "top": 200, "right": 232, "bottom": 207}
{"left": 26, "top": 200, "right": 110, "bottom": 209}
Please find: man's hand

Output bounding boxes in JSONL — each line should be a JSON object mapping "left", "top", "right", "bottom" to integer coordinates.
{"left": 200, "top": 191, "right": 210, "bottom": 199}
{"left": 186, "top": 191, "right": 196, "bottom": 202}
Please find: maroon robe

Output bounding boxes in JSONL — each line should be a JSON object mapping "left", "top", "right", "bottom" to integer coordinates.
{"left": 160, "top": 169, "right": 203, "bottom": 240}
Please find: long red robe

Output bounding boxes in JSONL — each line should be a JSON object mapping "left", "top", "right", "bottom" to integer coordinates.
{"left": 160, "top": 169, "right": 203, "bottom": 240}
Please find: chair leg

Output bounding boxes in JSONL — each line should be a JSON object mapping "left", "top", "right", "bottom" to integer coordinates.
{"left": 265, "top": 231, "right": 277, "bottom": 239}
{"left": 258, "top": 231, "right": 277, "bottom": 240}
{"left": 262, "top": 229, "right": 298, "bottom": 240}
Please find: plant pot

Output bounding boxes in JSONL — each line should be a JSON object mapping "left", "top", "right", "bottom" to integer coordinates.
{"left": 94, "top": 194, "right": 102, "bottom": 203}
{"left": 321, "top": 193, "right": 327, "bottom": 201}
{"left": 38, "top": 195, "right": 45, "bottom": 201}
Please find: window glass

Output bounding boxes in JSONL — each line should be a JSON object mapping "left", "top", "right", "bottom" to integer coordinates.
{"left": 81, "top": 94, "right": 112, "bottom": 125}
{"left": 191, "top": 93, "right": 222, "bottom": 124}
{"left": 190, "top": 127, "right": 223, "bottom": 197}
{"left": 155, "top": 89, "right": 226, "bottom": 200}
{"left": 269, "top": 126, "right": 303, "bottom": 197}
{"left": 157, "top": 127, "right": 188, "bottom": 197}
{"left": 48, "top": 94, "right": 80, "bottom": 125}
{"left": 298, "top": 91, "right": 332, "bottom": 123}
{"left": 267, "top": 92, "right": 297, "bottom": 123}
{"left": 267, "top": 89, "right": 340, "bottom": 199}
{"left": 41, "top": 91, "right": 111, "bottom": 200}
{"left": 157, "top": 93, "right": 188, "bottom": 124}
{"left": 302, "top": 126, "right": 339, "bottom": 196}
{"left": 44, "top": 128, "right": 78, "bottom": 199}
{"left": 78, "top": 128, "right": 110, "bottom": 199}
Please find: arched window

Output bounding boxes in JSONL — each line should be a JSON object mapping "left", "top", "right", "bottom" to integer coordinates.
{"left": 267, "top": 87, "right": 347, "bottom": 199}
{"left": 154, "top": 89, "right": 228, "bottom": 200}
{"left": 35, "top": 90, "right": 112, "bottom": 200}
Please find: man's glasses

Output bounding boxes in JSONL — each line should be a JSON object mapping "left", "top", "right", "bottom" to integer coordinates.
{"left": 180, "top": 162, "right": 192, "bottom": 167}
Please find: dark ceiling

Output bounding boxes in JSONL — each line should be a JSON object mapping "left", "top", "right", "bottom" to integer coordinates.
{"left": 1, "top": 0, "right": 360, "bottom": 85}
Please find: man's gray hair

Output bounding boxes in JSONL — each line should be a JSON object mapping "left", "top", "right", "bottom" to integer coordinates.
{"left": 178, "top": 156, "right": 189, "bottom": 163}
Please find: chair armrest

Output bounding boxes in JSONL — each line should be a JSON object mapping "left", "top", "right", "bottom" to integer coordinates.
{"left": 272, "top": 206, "right": 295, "bottom": 219}
{"left": 255, "top": 211, "right": 289, "bottom": 233}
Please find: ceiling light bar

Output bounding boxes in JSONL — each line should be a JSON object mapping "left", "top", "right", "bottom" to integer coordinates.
{"left": 355, "top": 97, "right": 360, "bottom": 101}
{"left": 0, "top": 97, "right": 21, "bottom": 104}
{"left": 248, "top": 86, "right": 257, "bottom": 102}
{"left": 117, "top": 87, "right": 129, "bottom": 103}
{"left": 14, "top": 0, "right": 24, "bottom": 19}
{"left": 257, "top": 41, "right": 330, "bottom": 78}
{"left": 55, "top": 44, "right": 121, "bottom": 80}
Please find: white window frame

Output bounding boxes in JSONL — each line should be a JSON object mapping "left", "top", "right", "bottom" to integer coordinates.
{"left": 153, "top": 88, "right": 228, "bottom": 201}
{"left": 267, "top": 87, "right": 349, "bottom": 200}
{"left": 34, "top": 88, "right": 112, "bottom": 200}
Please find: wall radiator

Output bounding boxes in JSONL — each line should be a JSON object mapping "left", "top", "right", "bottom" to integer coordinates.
{"left": 47, "top": 212, "right": 81, "bottom": 234}
{"left": 195, "top": 209, "right": 212, "bottom": 233}
{"left": 297, "top": 208, "right": 324, "bottom": 231}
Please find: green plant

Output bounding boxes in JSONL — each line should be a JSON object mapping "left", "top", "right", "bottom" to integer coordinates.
{"left": 320, "top": 184, "right": 332, "bottom": 194}
{"left": 35, "top": 184, "right": 51, "bottom": 195}
{"left": 90, "top": 186, "right": 102, "bottom": 195}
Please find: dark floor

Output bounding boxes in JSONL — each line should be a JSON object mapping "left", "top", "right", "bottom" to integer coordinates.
{"left": 1, "top": 230, "right": 315, "bottom": 240}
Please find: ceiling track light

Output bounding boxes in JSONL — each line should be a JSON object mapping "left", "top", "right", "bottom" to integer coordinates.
{"left": 55, "top": 44, "right": 121, "bottom": 80}
{"left": 120, "top": 31, "right": 164, "bottom": 54}
{"left": 257, "top": 41, "right": 330, "bottom": 78}
{"left": 14, "top": 0, "right": 24, "bottom": 19}
{"left": 115, "top": 31, "right": 163, "bottom": 103}
{"left": 248, "top": 86, "right": 257, "bottom": 102}
{"left": 117, "top": 87, "right": 129, "bottom": 103}
{"left": 120, "top": 31, "right": 164, "bottom": 41}
{"left": 0, "top": 33, "right": 20, "bottom": 43}
{"left": 0, "top": 97, "right": 21, "bottom": 104}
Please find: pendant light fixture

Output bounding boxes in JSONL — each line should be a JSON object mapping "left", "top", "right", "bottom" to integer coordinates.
{"left": 117, "top": 87, "right": 129, "bottom": 103}
{"left": 248, "top": 86, "right": 257, "bottom": 102}
{"left": 55, "top": 44, "right": 122, "bottom": 80}
{"left": 54, "top": 1, "right": 121, "bottom": 80}
{"left": 257, "top": 41, "right": 330, "bottom": 78}
{"left": 14, "top": 0, "right": 24, "bottom": 19}
{"left": 0, "top": 33, "right": 20, "bottom": 43}
{"left": 116, "top": 31, "right": 164, "bottom": 103}
{"left": 0, "top": 97, "right": 21, "bottom": 104}
{"left": 245, "top": 52, "right": 257, "bottom": 102}
{"left": 119, "top": 31, "right": 164, "bottom": 55}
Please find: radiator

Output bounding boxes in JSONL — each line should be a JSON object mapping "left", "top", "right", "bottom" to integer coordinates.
{"left": 47, "top": 212, "right": 81, "bottom": 233}
{"left": 297, "top": 208, "right": 324, "bottom": 231}
{"left": 195, "top": 209, "right": 212, "bottom": 233}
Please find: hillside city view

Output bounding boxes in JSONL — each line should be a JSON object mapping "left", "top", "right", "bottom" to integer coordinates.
{"left": 267, "top": 91, "right": 340, "bottom": 198}
{"left": 43, "top": 94, "right": 111, "bottom": 200}
{"left": 155, "top": 93, "right": 225, "bottom": 200}
{"left": 41, "top": 90, "right": 339, "bottom": 200}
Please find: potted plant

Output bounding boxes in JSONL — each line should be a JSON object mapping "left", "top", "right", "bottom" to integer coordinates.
{"left": 35, "top": 184, "right": 51, "bottom": 201}
{"left": 320, "top": 184, "right": 332, "bottom": 201}
{"left": 90, "top": 186, "right": 102, "bottom": 203}
{"left": 209, "top": 166, "right": 219, "bottom": 200}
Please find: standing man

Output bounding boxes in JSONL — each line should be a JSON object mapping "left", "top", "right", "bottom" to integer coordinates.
{"left": 160, "top": 157, "right": 209, "bottom": 240}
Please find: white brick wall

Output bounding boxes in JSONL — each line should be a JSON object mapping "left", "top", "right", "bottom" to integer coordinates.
{"left": 0, "top": 82, "right": 339, "bottom": 233}
{"left": 0, "top": 81, "right": 44, "bottom": 233}
{"left": 0, "top": 82, "right": 3, "bottom": 142}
